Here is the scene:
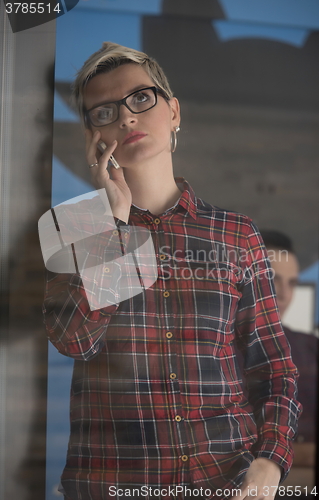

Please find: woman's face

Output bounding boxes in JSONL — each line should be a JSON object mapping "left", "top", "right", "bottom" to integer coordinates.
{"left": 83, "top": 63, "right": 180, "bottom": 168}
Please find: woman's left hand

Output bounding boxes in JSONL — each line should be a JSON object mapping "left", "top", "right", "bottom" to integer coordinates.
{"left": 230, "top": 458, "right": 281, "bottom": 500}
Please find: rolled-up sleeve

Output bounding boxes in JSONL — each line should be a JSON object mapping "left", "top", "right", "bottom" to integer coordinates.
{"left": 42, "top": 209, "right": 131, "bottom": 360}
{"left": 235, "top": 222, "right": 302, "bottom": 479}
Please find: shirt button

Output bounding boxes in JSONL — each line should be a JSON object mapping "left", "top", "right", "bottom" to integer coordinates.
{"left": 163, "top": 291, "right": 170, "bottom": 298}
{"left": 181, "top": 455, "right": 188, "bottom": 462}
{"left": 154, "top": 218, "right": 161, "bottom": 224}
{"left": 103, "top": 266, "right": 110, "bottom": 273}
{"left": 175, "top": 415, "right": 182, "bottom": 422}
{"left": 170, "top": 373, "right": 177, "bottom": 380}
{"left": 112, "top": 229, "right": 119, "bottom": 236}
{"left": 166, "top": 332, "right": 173, "bottom": 339}
{"left": 159, "top": 254, "right": 166, "bottom": 261}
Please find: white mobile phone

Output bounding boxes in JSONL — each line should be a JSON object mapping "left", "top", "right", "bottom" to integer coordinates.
{"left": 97, "top": 141, "right": 120, "bottom": 169}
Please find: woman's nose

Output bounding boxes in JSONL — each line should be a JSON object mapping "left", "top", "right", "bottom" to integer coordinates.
{"left": 118, "top": 104, "right": 138, "bottom": 127}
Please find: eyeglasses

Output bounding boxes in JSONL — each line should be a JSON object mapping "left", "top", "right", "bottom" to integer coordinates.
{"left": 84, "top": 86, "right": 164, "bottom": 127}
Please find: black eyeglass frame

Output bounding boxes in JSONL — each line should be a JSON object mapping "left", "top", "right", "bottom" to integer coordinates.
{"left": 84, "top": 86, "right": 167, "bottom": 128}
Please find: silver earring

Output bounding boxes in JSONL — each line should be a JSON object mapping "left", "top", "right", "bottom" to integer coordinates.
{"left": 171, "top": 126, "right": 180, "bottom": 153}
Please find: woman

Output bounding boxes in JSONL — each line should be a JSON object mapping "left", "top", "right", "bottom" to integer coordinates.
{"left": 43, "top": 42, "right": 301, "bottom": 500}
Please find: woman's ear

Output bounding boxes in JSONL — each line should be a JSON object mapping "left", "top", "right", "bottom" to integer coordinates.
{"left": 169, "top": 97, "right": 181, "bottom": 129}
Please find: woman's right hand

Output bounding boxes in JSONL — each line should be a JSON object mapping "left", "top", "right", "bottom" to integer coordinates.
{"left": 86, "top": 129, "right": 132, "bottom": 223}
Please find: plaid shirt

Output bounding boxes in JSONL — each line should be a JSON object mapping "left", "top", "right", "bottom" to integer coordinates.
{"left": 43, "top": 179, "right": 301, "bottom": 500}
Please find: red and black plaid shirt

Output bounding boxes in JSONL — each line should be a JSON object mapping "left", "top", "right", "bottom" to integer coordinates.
{"left": 43, "top": 179, "right": 301, "bottom": 500}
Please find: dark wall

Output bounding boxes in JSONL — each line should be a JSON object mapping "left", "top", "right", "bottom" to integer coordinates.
{"left": 142, "top": 11, "right": 319, "bottom": 270}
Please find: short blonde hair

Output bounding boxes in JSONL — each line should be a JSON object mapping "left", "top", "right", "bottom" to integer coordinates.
{"left": 72, "top": 42, "right": 173, "bottom": 124}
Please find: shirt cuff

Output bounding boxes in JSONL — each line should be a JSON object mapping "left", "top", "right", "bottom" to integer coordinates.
{"left": 252, "top": 439, "right": 293, "bottom": 482}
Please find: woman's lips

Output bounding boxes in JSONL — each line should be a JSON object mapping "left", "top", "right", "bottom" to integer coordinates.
{"left": 123, "top": 132, "right": 147, "bottom": 145}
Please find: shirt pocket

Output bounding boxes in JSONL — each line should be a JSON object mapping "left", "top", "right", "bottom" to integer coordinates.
{"left": 171, "top": 261, "right": 243, "bottom": 353}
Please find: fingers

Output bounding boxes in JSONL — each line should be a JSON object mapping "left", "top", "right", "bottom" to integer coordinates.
{"left": 97, "top": 140, "right": 118, "bottom": 176}
{"left": 86, "top": 132, "right": 121, "bottom": 189}
{"left": 109, "top": 160, "right": 125, "bottom": 181}
{"left": 86, "top": 129, "right": 101, "bottom": 165}
{"left": 100, "top": 140, "right": 118, "bottom": 162}
{"left": 86, "top": 130, "right": 118, "bottom": 169}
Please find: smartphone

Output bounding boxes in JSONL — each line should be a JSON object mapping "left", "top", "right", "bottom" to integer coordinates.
{"left": 97, "top": 141, "right": 120, "bottom": 169}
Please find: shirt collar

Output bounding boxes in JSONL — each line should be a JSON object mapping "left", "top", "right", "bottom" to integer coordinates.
{"left": 174, "top": 177, "right": 197, "bottom": 220}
